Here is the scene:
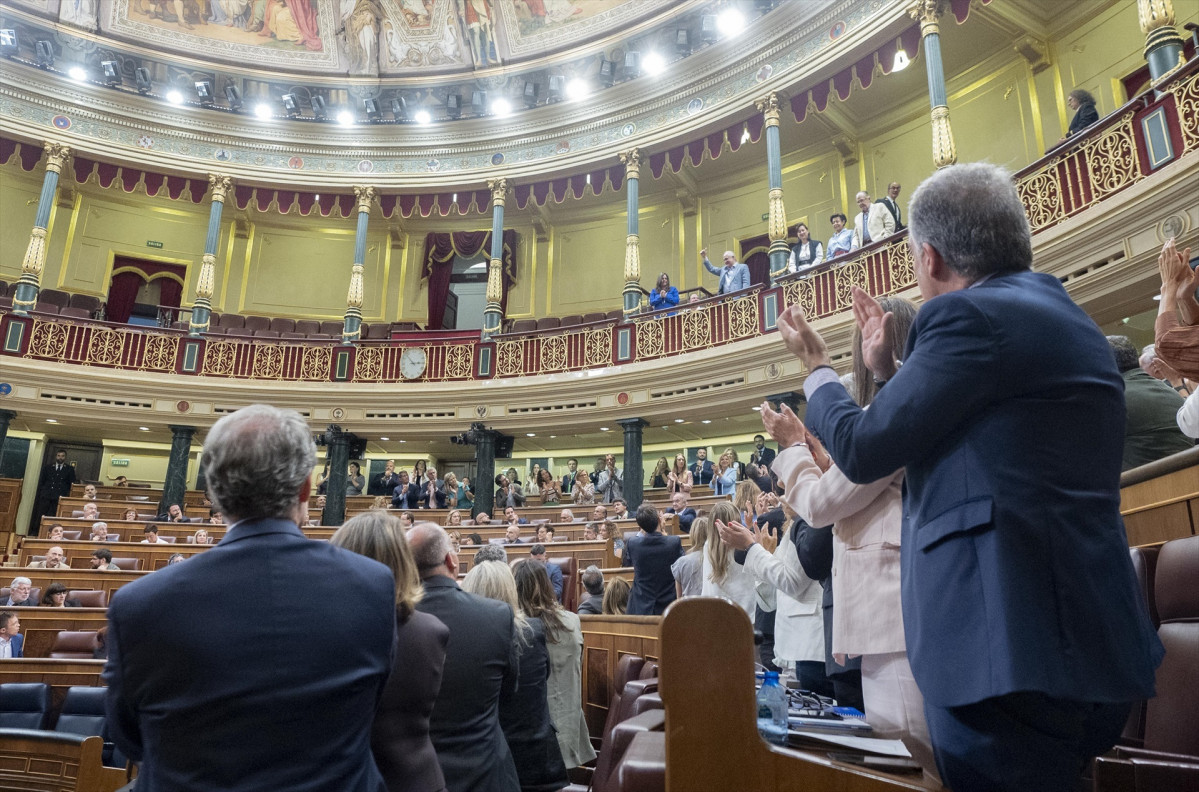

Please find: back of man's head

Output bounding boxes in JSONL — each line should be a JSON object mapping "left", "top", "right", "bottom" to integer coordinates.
{"left": 204, "top": 404, "right": 315, "bottom": 522}
{"left": 408, "top": 522, "right": 452, "bottom": 577}
{"left": 635, "top": 503, "right": 660, "bottom": 533}
{"left": 908, "top": 162, "right": 1031, "bottom": 282}
{"left": 92, "top": 548, "right": 112, "bottom": 562}
{"left": 529, "top": 543, "right": 546, "bottom": 558}
{"left": 582, "top": 565, "right": 604, "bottom": 596}
{"left": 475, "top": 544, "right": 508, "bottom": 564}
{"left": 1107, "top": 335, "right": 1140, "bottom": 373}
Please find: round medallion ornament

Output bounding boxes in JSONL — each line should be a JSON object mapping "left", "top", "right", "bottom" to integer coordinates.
{"left": 357, "top": 160, "right": 374, "bottom": 173}
{"left": 616, "top": 392, "right": 629, "bottom": 406}
{"left": 766, "top": 362, "right": 782, "bottom": 380}
{"left": 331, "top": 407, "right": 345, "bottom": 420}
{"left": 756, "top": 64, "right": 773, "bottom": 82}
{"left": 687, "top": 98, "right": 704, "bottom": 115}
{"left": 555, "top": 140, "right": 570, "bottom": 155}
{"left": 621, "top": 122, "right": 636, "bottom": 137}
{"left": 136, "top": 135, "right": 154, "bottom": 149}
{"left": 287, "top": 156, "right": 304, "bottom": 170}
{"left": 176, "top": 400, "right": 190, "bottom": 413}
{"left": 52, "top": 115, "right": 72, "bottom": 130}
{"left": 0, "top": 383, "right": 12, "bottom": 396}
{"left": 476, "top": 405, "right": 488, "bottom": 418}
{"left": 213, "top": 148, "right": 232, "bottom": 162}
{"left": 491, "top": 152, "right": 505, "bottom": 165}
{"left": 427, "top": 158, "right": 440, "bottom": 172}
{"left": 829, "top": 22, "right": 846, "bottom": 40}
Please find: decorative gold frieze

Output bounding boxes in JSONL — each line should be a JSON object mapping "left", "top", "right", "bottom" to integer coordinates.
{"left": 252, "top": 344, "right": 284, "bottom": 379}
{"left": 835, "top": 263, "right": 869, "bottom": 311}
{"left": 300, "top": 346, "right": 332, "bottom": 381}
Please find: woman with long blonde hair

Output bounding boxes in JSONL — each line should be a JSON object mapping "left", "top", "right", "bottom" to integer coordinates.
{"left": 462, "top": 561, "right": 568, "bottom": 792}
{"left": 702, "top": 501, "right": 757, "bottom": 618}
{"left": 330, "top": 511, "right": 449, "bottom": 792}
{"left": 733, "top": 479, "right": 762, "bottom": 521}
{"left": 671, "top": 514, "right": 710, "bottom": 598}
{"left": 712, "top": 451, "right": 737, "bottom": 496}
{"left": 666, "top": 453, "right": 693, "bottom": 494}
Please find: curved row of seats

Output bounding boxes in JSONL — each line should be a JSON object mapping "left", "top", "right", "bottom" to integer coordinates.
{"left": 506, "top": 310, "right": 624, "bottom": 335}
{"left": 0, "top": 283, "right": 103, "bottom": 317}
{"left": 0, "top": 683, "right": 126, "bottom": 769}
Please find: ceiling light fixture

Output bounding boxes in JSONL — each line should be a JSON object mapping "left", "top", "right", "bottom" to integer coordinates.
{"left": 599, "top": 426, "right": 610, "bottom": 431}
{"left": 166, "top": 89, "right": 184, "bottom": 105}
{"left": 379, "top": 436, "right": 389, "bottom": 441}
{"left": 701, "top": 419, "right": 712, "bottom": 424}
{"left": 139, "top": 426, "right": 150, "bottom": 431}
{"left": 565, "top": 78, "right": 590, "bottom": 101}
{"left": 414, "top": 108, "right": 432, "bottom": 125}
{"left": 641, "top": 52, "right": 666, "bottom": 76}
{"left": 491, "top": 97, "right": 512, "bottom": 117}
{"left": 45, "top": 418, "right": 58, "bottom": 423}
{"left": 336, "top": 109, "right": 355, "bottom": 126}
{"left": 526, "top": 432, "right": 536, "bottom": 437}
{"left": 674, "top": 418, "right": 685, "bottom": 423}
{"left": 892, "top": 48, "right": 910, "bottom": 72}
{"left": 717, "top": 8, "right": 746, "bottom": 37}
{"left": 253, "top": 103, "right": 273, "bottom": 120}
{"left": 68, "top": 65, "right": 87, "bottom": 82}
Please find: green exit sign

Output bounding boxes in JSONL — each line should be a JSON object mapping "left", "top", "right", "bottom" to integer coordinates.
{"left": 111, "top": 458, "right": 130, "bottom": 467}
{"left": 146, "top": 240, "right": 164, "bottom": 249}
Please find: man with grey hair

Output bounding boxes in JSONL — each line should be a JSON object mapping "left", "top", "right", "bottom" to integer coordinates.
{"left": 2, "top": 577, "right": 35, "bottom": 607}
{"left": 700, "top": 247, "right": 750, "bottom": 295}
{"left": 408, "top": 522, "right": 520, "bottom": 792}
{"left": 103, "top": 404, "right": 396, "bottom": 792}
{"left": 773, "top": 162, "right": 1163, "bottom": 792}
{"left": 474, "top": 543, "right": 508, "bottom": 564}
{"left": 850, "top": 189, "right": 894, "bottom": 249}
{"left": 578, "top": 565, "right": 604, "bottom": 615}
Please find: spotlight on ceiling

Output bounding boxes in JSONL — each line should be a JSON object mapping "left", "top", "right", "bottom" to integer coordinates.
{"left": 755, "top": 0, "right": 777, "bottom": 12}
{"left": 674, "top": 28, "right": 691, "bottom": 56}
{"left": 253, "top": 102, "right": 273, "bottom": 120}
{"left": 547, "top": 75, "right": 565, "bottom": 103}
{"left": 641, "top": 52, "right": 666, "bottom": 76}
{"left": 134, "top": 66, "right": 152, "bottom": 94}
{"left": 35, "top": 40, "right": 54, "bottom": 67}
{"left": 623, "top": 51, "right": 641, "bottom": 79}
{"left": 491, "top": 97, "right": 512, "bottom": 117}
{"left": 166, "top": 89, "right": 184, "bottom": 105}
{"left": 310, "top": 94, "right": 326, "bottom": 119}
{"left": 414, "top": 107, "right": 432, "bottom": 125}
{"left": 101, "top": 60, "right": 120, "bottom": 86}
{"left": 364, "top": 98, "right": 381, "bottom": 120}
{"left": 717, "top": 7, "right": 746, "bottom": 37}
{"left": 598, "top": 58, "right": 616, "bottom": 87}
{"left": 446, "top": 93, "right": 461, "bottom": 119}
{"left": 224, "top": 84, "right": 242, "bottom": 110}
{"left": 700, "top": 14, "right": 718, "bottom": 44}
{"left": 336, "top": 109, "right": 355, "bottom": 126}
{"left": 892, "top": 48, "right": 910, "bottom": 72}
{"left": 0, "top": 29, "right": 18, "bottom": 56}
{"left": 522, "top": 81, "right": 539, "bottom": 108}
{"left": 470, "top": 90, "right": 487, "bottom": 114}
{"left": 390, "top": 95, "right": 407, "bottom": 120}
{"left": 68, "top": 65, "right": 87, "bottom": 82}
{"left": 194, "top": 80, "right": 213, "bottom": 105}
{"left": 564, "top": 77, "right": 590, "bottom": 101}
{"left": 281, "top": 93, "right": 299, "bottom": 117}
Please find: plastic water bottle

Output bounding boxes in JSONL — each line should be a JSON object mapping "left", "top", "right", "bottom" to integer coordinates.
{"left": 756, "top": 671, "right": 788, "bottom": 746}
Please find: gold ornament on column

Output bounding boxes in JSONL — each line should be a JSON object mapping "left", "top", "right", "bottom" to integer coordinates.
{"left": 485, "top": 257, "right": 504, "bottom": 304}
{"left": 208, "top": 174, "right": 233, "bottom": 205}
{"left": 619, "top": 147, "right": 641, "bottom": 179}
{"left": 354, "top": 185, "right": 377, "bottom": 214}
{"left": 42, "top": 142, "right": 71, "bottom": 174}
{"left": 1138, "top": 0, "right": 1176, "bottom": 33}
{"left": 346, "top": 263, "right": 365, "bottom": 309}
{"left": 767, "top": 188, "right": 788, "bottom": 243}
{"left": 20, "top": 227, "right": 47, "bottom": 278}
{"left": 755, "top": 92, "right": 782, "bottom": 129}
{"left": 624, "top": 234, "right": 641, "bottom": 284}
{"left": 908, "top": 0, "right": 947, "bottom": 37}
{"left": 196, "top": 253, "right": 216, "bottom": 300}
{"left": 930, "top": 105, "right": 957, "bottom": 168}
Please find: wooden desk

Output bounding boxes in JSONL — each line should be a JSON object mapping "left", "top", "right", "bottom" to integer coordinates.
{"left": 12, "top": 569, "right": 148, "bottom": 602}
{"left": 39, "top": 518, "right": 224, "bottom": 543}
{"left": 456, "top": 539, "right": 609, "bottom": 576}
{"left": 0, "top": 477, "right": 22, "bottom": 553}
{"left": 1120, "top": 446, "right": 1199, "bottom": 545}
{"left": 19, "top": 539, "right": 210, "bottom": 571}
{"left": 3, "top": 606, "right": 109, "bottom": 658}
{"left": 579, "top": 614, "right": 661, "bottom": 737}
{"left": 0, "top": 723, "right": 127, "bottom": 792}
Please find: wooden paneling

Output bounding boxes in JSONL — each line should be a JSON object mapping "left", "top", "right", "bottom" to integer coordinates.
{"left": 2, "top": 606, "right": 109, "bottom": 659}
{"left": 12, "top": 570, "right": 147, "bottom": 602}
{"left": 579, "top": 614, "right": 660, "bottom": 738}
{"left": 19, "top": 539, "right": 210, "bottom": 571}
{"left": 1120, "top": 460, "right": 1199, "bottom": 545}
{"left": 0, "top": 729, "right": 125, "bottom": 792}
{"left": 0, "top": 477, "right": 22, "bottom": 551}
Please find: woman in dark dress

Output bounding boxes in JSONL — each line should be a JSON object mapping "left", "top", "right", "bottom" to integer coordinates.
{"left": 461, "top": 560, "right": 568, "bottom": 792}
{"left": 331, "top": 511, "right": 449, "bottom": 792}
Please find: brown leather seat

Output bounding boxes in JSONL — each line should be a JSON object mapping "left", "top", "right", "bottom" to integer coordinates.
{"left": 593, "top": 669, "right": 661, "bottom": 792}
{"left": 582, "top": 312, "right": 606, "bottom": 324}
{"left": 0, "top": 587, "right": 41, "bottom": 605}
{"left": 537, "top": 317, "right": 561, "bottom": 331}
{"left": 281, "top": 332, "right": 306, "bottom": 340}
{"left": 269, "top": 317, "right": 296, "bottom": 334}
{"left": 110, "top": 558, "right": 142, "bottom": 571}
{"left": 560, "top": 314, "right": 583, "bottom": 328}
{"left": 510, "top": 319, "right": 537, "bottom": 334}
{"left": 68, "top": 294, "right": 102, "bottom": 314}
{"left": 548, "top": 556, "right": 577, "bottom": 611}
{"left": 1123, "top": 545, "right": 1163, "bottom": 746}
{"left": 366, "top": 323, "right": 391, "bottom": 340}
{"left": 320, "top": 320, "right": 344, "bottom": 336}
{"left": 34, "top": 302, "right": 60, "bottom": 315}
{"left": 254, "top": 329, "right": 280, "bottom": 339}
{"left": 605, "top": 309, "right": 623, "bottom": 320}
{"left": 59, "top": 306, "right": 92, "bottom": 320}
{"left": 49, "top": 631, "right": 100, "bottom": 659}
{"left": 219, "top": 313, "right": 246, "bottom": 329}
{"left": 62, "top": 531, "right": 81, "bottom": 540}
{"left": 67, "top": 590, "right": 108, "bottom": 608}
{"left": 36, "top": 288, "right": 71, "bottom": 309}
{"left": 294, "top": 319, "right": 321, "bottom": 335}
{"left": 243, "top": 315, "right": 270, "bottom": 332}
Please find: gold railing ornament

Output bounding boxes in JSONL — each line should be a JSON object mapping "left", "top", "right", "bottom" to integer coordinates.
{"left": 931, "top": 105, "right": 957, "bottom": 168}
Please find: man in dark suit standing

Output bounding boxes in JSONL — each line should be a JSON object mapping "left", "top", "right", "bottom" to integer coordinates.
{"left": 103, "top": 405, "right": 396, "bottom": 792}
{"left": 776, "top": 162, "right": 1163, "bottom": 792}
{"left": 623, "top": 504, "right": 683, "bottom": 616}
{"left": 30, "top": 448, "right": 76, "bottom": 536}
{"left": 408, "top": 522, "right": 520, "bottom": 792}
{"left": 690, "top": 448, "right": 714, "bottom": 487}
{"left": 577, "top": 566, "right": 604, "bottom": 615}
{"left": 561, "top": 458, "right": 578, "bottom": 494}
{"left": 875, "top": 181, "right": 904, "bottom": 232}
{"left": 391, "top": 471, "right": 419, "bottom": 509}
{"left": 368, "top": 459, "right": 401, "bottom": 496}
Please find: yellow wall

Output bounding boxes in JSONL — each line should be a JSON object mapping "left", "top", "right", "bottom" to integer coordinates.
{"left": 99, "top": 441, "right": 202, "bottom": 489}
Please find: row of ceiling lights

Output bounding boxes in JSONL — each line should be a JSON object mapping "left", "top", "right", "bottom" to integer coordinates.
{"left": 1, "top": 6, "right": 753, "bottom": 126}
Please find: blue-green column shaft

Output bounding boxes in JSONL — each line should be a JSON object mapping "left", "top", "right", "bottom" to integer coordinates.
{"left": 762, "top": 94, "right": 790, "bottom": 285}
{"left": 189, "top": 177, "right": 230, "bottom": 335}
{"left": 13, "top": 144, "right": 69, "bottom": 314}
{"left": 482, "top": 179, "right": 508, "bottom": 340}
{"left": 913, "top": 8, "right": 956, "bottom": 169}
{"left": 621, "top": 149, "right": 642, "bottom": 318}
{"left": 342, "top": 186, "right": 375, "bottom": 344}
{"left": 923, "top": 32, "right": 947, "bottom": 108}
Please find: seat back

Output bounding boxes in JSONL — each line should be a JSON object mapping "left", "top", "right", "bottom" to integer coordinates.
{"left": 49, "top": 631, "right": 99, "bottom": 660}
{"left": 582, "top": 312, "right": 606, "bottom": 324}
{"left": 560, "top": 314, "right": 583, "bottom": 328}
{"left": 36, "top": 288, "right": 71, "bottom": 308}
{"left": 320, "top": 320, "right": 344, "bottom": 336}
{"left": 366, "top": 323, "right": 391, "bottom": 339}
{"left": 253, "top": 329, "right": 280, "bottom": 339}
{"left": 1144, "top": 535, "right": 1199, "bottom": 756}
{"left": 53, "top": 687, "right": 107, "bottom": 738}
{"left": 536, "top": 317, "right": 560, "bottom": 331}
{"left": 593, "top": 667, "right": 660, "bottom": 792}
{"left": 548, "top": 556, "right": 578, "bottom": 612}
{"left": 218, "top": 313, "right": 246, "bottom": 329}
{"left": 68, "top": 294, "right": 101, "bottom": 314}
{"left": 62, "top": 531, "right": 80, "bottom": 540}
{"left": 243, "top": 315, "right": 271, "bottom": 332}
{"left": 0, "top": 683, "right": 52, "bottom": 730}
{"left": 110, "top": 558, "right": 141, "bottom": 571}
{"left": 509, "top": 319, "right": 537, "bottom": 334}
{"left": 67, "top": 590, "right": 107, "bottom": 608}
{"left": 269, "top": 317, "right": 296, "bottom": 334}
{"left": 33, "top": 302, "right": 60, "bottom": 315}
{"left": 294, "top": 319, "right": 321, "bottom": 335}
{"left": 58, "top": 306, "right": 92, "bottom": 320}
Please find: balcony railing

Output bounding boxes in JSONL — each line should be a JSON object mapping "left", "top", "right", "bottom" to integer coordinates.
{"left": 3, "top": 59, "right": 1196, "bottom": 384}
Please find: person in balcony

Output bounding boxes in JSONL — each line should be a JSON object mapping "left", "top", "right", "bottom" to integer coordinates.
{"left": 649, "top": 272, "right": 679, "bottom": 311}
{"left": 1062, "top": 88, "right": 1099, "bottom": 141}
{"left": 825, "top": 213, "right": 854, "bottom": 260}
{"left": 701, "top": 249, "right": 750, "bottom": 295}
{"left": 787, "top": 222, "right": 824, "bottom": 275}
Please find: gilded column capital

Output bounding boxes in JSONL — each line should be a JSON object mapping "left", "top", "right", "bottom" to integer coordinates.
{"left": 354, "top": 185, "right": 377, "bottom": 214}
{"left": 619, "top": 148, "right": 641, "bottom": 179}
{"left": 208, "top": 174, "right": 233, "bottom": 204}
{"left": 755, "top": 92, "right": 782, "bottom": 128}
{"left": 1138, "top": 0, "right": 1176, "bottom": 34}
{"left": 908, "top": 0, "right": 948, "bottom": 37}
{"left": 42, "top": 142, "right": 71, "bottom": 174}
{"left": 488, "top": 178, "right": 509, "bottom": 207}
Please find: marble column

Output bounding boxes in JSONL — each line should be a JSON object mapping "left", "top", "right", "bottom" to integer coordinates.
{"left": 188, "top": 175, "right": 232, "bottom": 335}
{"left": 0, "top": 410, "right": 15, "bottom": 449}
{"left": 911, "top": 0, "right": 957, "bottom": 168}
{"left": 482, "top": 179, "right": 508, "bottom": 340}
{"left": 12, "top": 143, "right": 70, "bottom": 314}
{"left": 758, "top": 93, "right": 791, "bottom": 285}
{"left": 473, "top": 428, "right": 498, "bottom": 519}
{"left": 322, "top": 425, "right": 350, "bottom": 526}
{"left": 343, "top": 186, "right": 376, "bottom": 344}
{"left": 618, "top": 417, "right": 649, "bottom": 509}
{"left": 1139, "top": 0, "right": 1187, "bottom": 87}
{"left": 161, "top": 425, "right": 195, "bottom": 515}
{"left": 620, "top": 149, "right": 643, "bottom": 318}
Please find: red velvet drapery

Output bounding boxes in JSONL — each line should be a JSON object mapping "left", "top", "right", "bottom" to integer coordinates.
{"left": 423, "top": 230, "right": 517, "bottom": 329}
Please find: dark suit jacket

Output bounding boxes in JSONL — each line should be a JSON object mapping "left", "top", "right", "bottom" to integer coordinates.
{"left": 691, "top": 459, "right": 714, "bottom": 487}
{"left": 624, "top": 532, "right": 683, "bottom": 616}
{"left": 417, "top": 480, "right": 448, "bottom": 510}
{"left": 577, "top": 594, "right": 603, "bottom": 615}
{"left": 392, "top": 483, "right": 419, "bottom": 510}
{"left": 1068, "top": 102, "right": 1099, "bottom": 136}
{"left": 3, "top": 634, "right": 22, "bottom": 658}
{"left": 561, "top": 472, "right": 576, "bottom": 493}
{"left": 495, "top": 487, "right": 525, "bottom": 508}
{"left": 750, "top": 446, "right": 776, "bottom": 468}
{"left": 498, "top": 618, "right": 568, "bottom": 792}
{"left": 807, "top": 269, "right": 1164, "bottom": 708}
{"left": 416, "top": 575, "right": 520, "bottom": 792}
{"left": 369, "top": 472, "right": 402, "bottom": 497}
{"left": 372, "top": 608, "right": 450, "bottom": 792}
{"left": 103, "top": 517, "right": 396, "bottom": 792}
{"left": 664, "top": 507, "right": 696, "bottom": 534}
{"left": 37, "top": 462, "right": 76, "bottom": 499}
{"left": 544, "top": 561, "right": 564, "bottom": 601}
